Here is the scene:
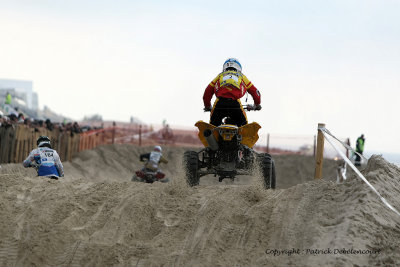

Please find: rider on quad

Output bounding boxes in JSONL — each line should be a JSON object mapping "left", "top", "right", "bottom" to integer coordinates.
{"left": 183, "top": 58, "right": 275, "bottom": 189}
{"left": 23, "top": 136, "right": 65, "bottom": 179}
{"left": 140, "top": 145, "right": 168, "bottom": 171}
{"left": 203, "top": 58, "right": 262, "bottom": 126}
{"left": 133, "top": 145, "right": 169, "bottom": 183}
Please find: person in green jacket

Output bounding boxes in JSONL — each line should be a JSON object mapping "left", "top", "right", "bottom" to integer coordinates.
{"left": 355, "top": 134, "right": 365, "bottom": 166}
{"left": 5, "top": 92, "right": 11, "bottom": 105}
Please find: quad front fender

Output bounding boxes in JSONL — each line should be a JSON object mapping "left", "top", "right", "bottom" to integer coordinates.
{"left": 195, "top": 121, "right": 218, "bottom": 147}
{"left": 239, "top": 122, "right": 261, "bottom": 148}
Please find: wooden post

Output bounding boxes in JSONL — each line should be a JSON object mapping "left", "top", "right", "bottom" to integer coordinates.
{"left": 266, "top": 133, "right": 270, "bottom": 153}
{"left": 112, "top": 121, "right": 116, "bottom": 144}
{"left": 139, "top": 125, "right": 142, "bottom": 146}
{"left": 22, "top": 127, "right": 29, "bottom": 162}
{"left": 346, "top": 138, "right": 350, "bottom": 158}
{"left": 314, "top": 123, "right": 325, "bottom": 179}
{"left": 68, "top": 134, "right": 73, "bottom": 161}
{"left": 112, "top": 128, "right": 115, "bottom": 144}
{"left": 14, "top": 126, "right": 21, "bottom": 163}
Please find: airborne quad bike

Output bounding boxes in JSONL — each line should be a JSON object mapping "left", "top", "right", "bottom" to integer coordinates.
{"left": 183, "top": 105, "right": 276, "bottom": 188}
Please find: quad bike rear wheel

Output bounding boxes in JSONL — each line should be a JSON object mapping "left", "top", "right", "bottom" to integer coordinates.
{"left": 183, "top": 151, "right": 200, "bottom": 186}
{"left": 257, "top": 153, "right": 276, "bottom": 189}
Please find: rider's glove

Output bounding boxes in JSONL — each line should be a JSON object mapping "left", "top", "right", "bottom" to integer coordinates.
{"left": 203, "top": 106, "right": 212, "bottom": 112}
{"left": 246, "top": 105, "right": 254, "bottom": 111}
{"left": 30, "top": 162, "right": 38, "bottom": 168}
{"left": 255, "top": 104, "right": 262, "bottom": 111}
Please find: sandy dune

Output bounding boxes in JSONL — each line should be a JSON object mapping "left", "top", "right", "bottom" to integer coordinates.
{"left": 0, "top": 144, "right": 399, "bottom": 266}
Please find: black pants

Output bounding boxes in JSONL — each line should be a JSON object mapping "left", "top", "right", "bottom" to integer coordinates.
{"left": 355, "top": 152, "right": 362, "bottom": 166}
{"left": 210, "top": 98, "right": 247, "bottom": 127}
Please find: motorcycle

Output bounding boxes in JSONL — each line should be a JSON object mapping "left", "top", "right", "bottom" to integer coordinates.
{"left": 183, "top": 104, "right": 276, "bottom": 188}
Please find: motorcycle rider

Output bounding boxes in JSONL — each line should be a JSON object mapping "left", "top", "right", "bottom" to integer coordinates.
{"left": 140, "top": 145, "right": 168, "bottom": 172}
{"left": 23, "top": 136, "right": 64, "bottom": 179}
{"left": 203, "top": 58, "right": 261, "bottom": 126}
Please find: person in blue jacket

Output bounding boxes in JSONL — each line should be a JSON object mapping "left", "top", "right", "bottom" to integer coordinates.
{"left": 23, "top": 136, "right": 64, "bottom": 178}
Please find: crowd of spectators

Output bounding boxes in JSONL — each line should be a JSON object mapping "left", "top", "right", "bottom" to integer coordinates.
{"left": 0, "top": 109, "right": 102, "bottom": 134}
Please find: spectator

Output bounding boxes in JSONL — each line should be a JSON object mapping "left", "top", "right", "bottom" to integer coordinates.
{"left": 5, "top": 91, "right": 11, "bottom": 105}
{"left": 0, "top": 110, "right": 4, "bottom": 127}
{"left": 72, "top": 122, "right": 81, "bottom": 133}
{"left": 18, "top": 113, "right": 25, "bottom": 123}
{"left": 23, "top": 118, "right": 31, "bottom": 127}
{"left": 9, "top": 114, "right": 18, "bottom": 123}
{"left": 355, "top": 134, "right": 365, "bottom": 166}
{"left": 2, "top": 116, "right": 12, "bottom": 129}
{"left": 45, "top": 119, "right": 54, "bottom": 131}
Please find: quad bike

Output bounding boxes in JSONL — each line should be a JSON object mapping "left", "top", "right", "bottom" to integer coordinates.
{"left": 27, "top": 162, "right": 61, "bottom": 180}
{"left": 131, "top": 169, "right": 169, "bottom": 183}
{"left": 183, "top": 105, "right": 276, "bottom": 188}
{"left": 131, "top": 159, "right": 169, "bottom": 183}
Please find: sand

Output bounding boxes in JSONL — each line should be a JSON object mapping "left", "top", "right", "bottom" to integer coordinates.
{"left": 0, "top": 144, "right": 399, "bottom": 266}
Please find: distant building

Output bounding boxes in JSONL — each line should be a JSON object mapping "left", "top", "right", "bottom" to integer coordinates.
{"left": 0, "top": 79, "right": 38, "bottom": 110}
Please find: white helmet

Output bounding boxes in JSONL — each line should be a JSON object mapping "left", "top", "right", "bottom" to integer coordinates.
{"left": 154, "top": 145, "right": 162, "bottom": 152}
{"left": 223, "top": 58, "right": 242, "bottom": 72}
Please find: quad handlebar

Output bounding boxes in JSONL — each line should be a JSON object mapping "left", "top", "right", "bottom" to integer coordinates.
{"left": 203, "top": 104, "right": 261, "bottom": 112}
{"left": 243, "top": 104, "right": 259, "bottom": 111}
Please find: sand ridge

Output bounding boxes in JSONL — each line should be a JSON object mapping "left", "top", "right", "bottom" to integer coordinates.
{"left": 0, "top": 144, "right": 399, "bottom": 266}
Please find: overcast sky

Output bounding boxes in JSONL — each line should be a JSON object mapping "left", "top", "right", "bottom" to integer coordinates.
{"left": 1, "top": 0, "right": 399, "bottom": 154}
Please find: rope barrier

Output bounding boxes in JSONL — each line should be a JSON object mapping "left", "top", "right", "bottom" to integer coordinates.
{"left": 319, "top": 126, "right": 400, "bottom": 217}
{"left": 321, "top": 127, "right": 367, "bottom": 161}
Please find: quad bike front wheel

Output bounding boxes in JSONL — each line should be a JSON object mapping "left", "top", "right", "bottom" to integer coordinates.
{"left": 131, "top": 174, "right": 144, "bottom": 182}
{"left": 183, "top": 151, "right": 200, "bottom": 186}
{"left": 257, "top": 153, "right": 276, "bottom": 189}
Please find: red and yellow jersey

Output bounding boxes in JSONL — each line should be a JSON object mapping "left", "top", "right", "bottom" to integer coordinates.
{"left": 203, "top": 71, "right": 261, "bottom": 107}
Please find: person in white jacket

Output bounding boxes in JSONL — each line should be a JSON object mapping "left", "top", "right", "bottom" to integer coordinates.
{"left": 140, "top": 145, "right": 168, "bottom": 171}
{"left": 23, "top": 136, "right": 64, "bottom": 179}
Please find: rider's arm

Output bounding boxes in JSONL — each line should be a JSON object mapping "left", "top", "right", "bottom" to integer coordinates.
{"left": 140, "top": 153, "right": 150, "bottom": 162}
{"left": 203, "top": 75, "right": 220, "bottom": 108}
{"left": 243, "top": 75, "right": 261, "bottom": 105}
{"left": 53, "top": 151, "right": 64, "bottom": 177}
{"left": 160, "top": 156, "right": 168, "bottom": 164}
{"left": 248, "top": 85, "right": 261, "bottom": 107}
{"left": 23, "top": 150, "right": 36, "bottom": 168}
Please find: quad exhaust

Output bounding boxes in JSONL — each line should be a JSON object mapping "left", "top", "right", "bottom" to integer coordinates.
{"left": 204, "top": 129, "right": 219, "bottom": 151}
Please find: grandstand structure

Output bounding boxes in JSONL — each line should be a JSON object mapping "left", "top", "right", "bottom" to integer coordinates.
{"left": 0, "top": 79, "right": 38, "bottom": 110}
